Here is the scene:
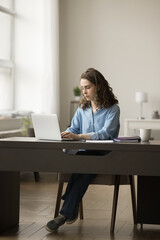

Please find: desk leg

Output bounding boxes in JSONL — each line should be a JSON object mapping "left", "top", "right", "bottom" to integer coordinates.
{"left": 137, "top": 176, "right": 160, "bottom": 225}
{"left": 0, "top": 171, "right": 20, "bottom": 233}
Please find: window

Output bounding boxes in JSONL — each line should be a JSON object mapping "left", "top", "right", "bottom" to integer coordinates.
{"left": 0, "top": 0, "right": 15, "bottom": 110}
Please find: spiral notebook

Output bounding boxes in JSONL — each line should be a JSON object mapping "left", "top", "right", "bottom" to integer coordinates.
{"left": 113, "top": 136, "right": 141, "bottom": 143}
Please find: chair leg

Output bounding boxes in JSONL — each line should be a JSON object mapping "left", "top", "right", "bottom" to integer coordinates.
{"left": 34, "top": 172, "right": 40, "bottom": 182}
{"left": 129, "top": 175, "right": 137, "bottom": 224}
{"left": 110, "top": 175, "right": 120, "bottom": 233}
{"left": 54, "top": 182, "right": 64, "bottom": 218}
{"left": 79, "top": 201, "right": 84, "bottom": 219}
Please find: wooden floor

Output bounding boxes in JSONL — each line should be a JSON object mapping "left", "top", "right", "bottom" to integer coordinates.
{"left": 1, "top": 173, "right": 160, "bottom": 240}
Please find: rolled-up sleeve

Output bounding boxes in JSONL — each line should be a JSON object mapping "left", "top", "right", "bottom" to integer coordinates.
{"left": 66, "top": 110, "right": 81, "bottom": 134}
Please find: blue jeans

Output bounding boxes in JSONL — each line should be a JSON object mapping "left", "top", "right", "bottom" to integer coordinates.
{"left": 59, "top": 150, "right": 109, "bottom": 219}
{"left": 59, "top": 173, "right": 96, "bottom": 219}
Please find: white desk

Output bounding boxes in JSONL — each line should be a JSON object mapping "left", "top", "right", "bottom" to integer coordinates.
{"left": 124, "top": 119, "right": 160, "bottom": 136}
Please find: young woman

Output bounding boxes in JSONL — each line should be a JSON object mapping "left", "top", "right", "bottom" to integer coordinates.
{"left": 46, "top": 68, "right": 120, "bottom": 232}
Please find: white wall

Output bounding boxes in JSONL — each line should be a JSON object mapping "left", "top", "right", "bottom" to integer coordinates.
{"left": 59, "top": 0, "right": 160, "bottom": 137}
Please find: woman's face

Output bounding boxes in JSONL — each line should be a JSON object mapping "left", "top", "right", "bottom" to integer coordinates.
{"left": 80, "top": 78, "right": 96, "bottom": 102}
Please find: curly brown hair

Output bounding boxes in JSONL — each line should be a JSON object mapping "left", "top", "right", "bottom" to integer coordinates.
{"left": 79, "top": 68, "right": 118, "bottom": 110}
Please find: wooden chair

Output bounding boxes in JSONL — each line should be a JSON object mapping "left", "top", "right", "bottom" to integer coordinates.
{"left": 54, "top": 173, "right": 137, "bottom": 233}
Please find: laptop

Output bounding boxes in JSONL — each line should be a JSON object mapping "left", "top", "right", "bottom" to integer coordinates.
{"left": 31, "top": 113, "right": 75, "bottom": 141}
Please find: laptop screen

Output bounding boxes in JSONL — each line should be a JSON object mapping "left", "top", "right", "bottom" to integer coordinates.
{"left": 31, "top": 113, "right": 62, "bottom": 141}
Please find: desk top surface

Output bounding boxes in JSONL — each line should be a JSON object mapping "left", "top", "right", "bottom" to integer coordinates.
{"left": 0, "top": 137, "right": 160, "bottom": 175}
{"left": 0, "top": 137, "right": 160, "bottom": 152}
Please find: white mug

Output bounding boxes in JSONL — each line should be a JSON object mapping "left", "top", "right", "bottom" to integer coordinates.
{"left": 139, "top": 129, "right": 151, "bottom": 142}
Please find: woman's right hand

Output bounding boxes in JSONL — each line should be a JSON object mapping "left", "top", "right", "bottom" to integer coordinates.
{"left": 61, "top": 131, "right": 90, "bottom": 140}
{"left": 61, "top": 131, "right": 80, "bottom": 140}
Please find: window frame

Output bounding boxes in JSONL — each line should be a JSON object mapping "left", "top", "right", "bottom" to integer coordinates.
{"left": 0, "top": 2, "right": 15, "bottom": 111}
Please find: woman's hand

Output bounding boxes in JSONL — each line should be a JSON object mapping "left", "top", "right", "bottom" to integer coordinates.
{"left": 61, "top": 131, "right": 80, "bottom": 140}
{"left": 61, "top": 132, "right": 91, "bottom": 140}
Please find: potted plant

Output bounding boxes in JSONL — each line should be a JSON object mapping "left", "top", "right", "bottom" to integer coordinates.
{"left": 73, "top": 86, "right": 81, "bottom": 101}
{"left": 21, "top": 116, "right": 34, "bottom": 137}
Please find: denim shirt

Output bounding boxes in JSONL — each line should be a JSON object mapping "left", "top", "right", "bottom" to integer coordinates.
{"left": 66, "top": 104, "right": 120, "bottom": 140}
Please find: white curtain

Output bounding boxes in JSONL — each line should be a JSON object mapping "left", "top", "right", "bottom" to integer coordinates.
{"left": 40, "top": 0, "right": 59, "bottom": 116}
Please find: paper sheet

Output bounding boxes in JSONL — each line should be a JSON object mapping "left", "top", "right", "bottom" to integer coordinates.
{"left": 86, "top": 140, "right": 113, "bottom": 143}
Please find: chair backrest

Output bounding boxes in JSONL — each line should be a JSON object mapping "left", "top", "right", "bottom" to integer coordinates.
{"left": 58, "top": 173, "right": 130, "bottom": 185}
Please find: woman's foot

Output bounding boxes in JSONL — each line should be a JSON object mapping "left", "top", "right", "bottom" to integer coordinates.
{"left": 46, "top": 215, "right": 66, "bottom": 232}
{"left": 66, "top": 209, "right": 78, "bottom": 224}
